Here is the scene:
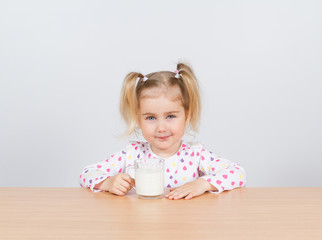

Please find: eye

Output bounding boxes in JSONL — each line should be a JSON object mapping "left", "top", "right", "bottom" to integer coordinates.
{"left": 146, "top": 116, "right": 155, "bottom": 120}
{"left": 167, "top": 115, "right": 176, "bottom": 119}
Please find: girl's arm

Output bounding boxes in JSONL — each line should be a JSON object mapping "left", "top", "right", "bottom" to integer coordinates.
{"left": 198, "top": 148, "right": 247, "bottom": 193}
{"left": 79, "top": 149, "right": 127, "bottom": 192}
{"left": 166, "top": 143, "right": 246, "bottom": 200}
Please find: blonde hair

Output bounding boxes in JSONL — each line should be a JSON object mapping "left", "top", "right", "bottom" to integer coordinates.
{"left": 120, "top": 63, "right": 201, "bottom": 136}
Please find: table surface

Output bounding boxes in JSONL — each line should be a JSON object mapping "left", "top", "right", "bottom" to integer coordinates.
{"left": 1, "top": 187, "right": 322, "bottom": 240}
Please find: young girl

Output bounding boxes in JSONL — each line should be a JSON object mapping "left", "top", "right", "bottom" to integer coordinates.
{"left": 80, "top": 63, "right": 247, "bottom": 200}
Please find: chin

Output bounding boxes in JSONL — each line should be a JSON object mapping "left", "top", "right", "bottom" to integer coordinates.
{"left": 155, "top": 142, "right": 171, "bottom": 148}
{"left": 152, "top": 142, "right": 171, "bottom": 149}
{"left": 159, "top": 141, "right": 179, "bottom": 149}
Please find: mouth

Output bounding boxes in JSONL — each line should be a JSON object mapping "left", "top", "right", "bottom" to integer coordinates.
{"left": 156, "top": 135, "right": 170, "bottom": 141}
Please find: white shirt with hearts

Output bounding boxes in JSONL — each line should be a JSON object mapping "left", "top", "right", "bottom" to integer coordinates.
{"left": 80, "top": 141, "right": 247, "bottom": 193}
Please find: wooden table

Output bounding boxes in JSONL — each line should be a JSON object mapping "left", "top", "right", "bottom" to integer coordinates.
{"left": 0, "top": 187, "right": 321, "bottom": 240}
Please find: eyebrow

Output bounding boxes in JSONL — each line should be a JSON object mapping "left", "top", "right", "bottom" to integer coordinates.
{"left": 141, "top": 111, "right": 180, "bottom": 116}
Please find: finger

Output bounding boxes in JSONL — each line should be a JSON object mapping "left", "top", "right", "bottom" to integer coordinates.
{"left": 166, "top": 186, "right": 183, "bottom": 195}
{"left": 120, "top": 180, "right": 132, "bottom": 191}
{"left": 165, "top": 188, "right": 180, "bottom": 198}
{"left": 129, "top": 178, "right": 135, "bottom": 187}
{"left": 169, "top": 188, "right": 177, "bottom": 192}
{"left": 185, "top": 193, "right": 195, "bottom": 200}
{"left": 173, "top": 191, "right": 189, "bottom": 200}
{"left": 110, "top": 189, "right": 125, "bottom": 196}
{"left": 167, "top": 187, "right": 180, "bottom": 195}
{"left": 120, "top": 174, "right": 135, "bottom": 186}
{"left": 170, "top": 189, "right": 191, "bottom": 200}
{"left": 167, "top": 191, "right": 184, "bottom": 200}
{"left": 112, "top": 184, "right": 128, "bottom": 194}
{"left": 167, "top": 187, "right": 185, "bottom": 196}
{"left": 121, "top": 176, "right": 135, "bottom": 188}
{"left": 120, "top": 173, "right": 131, "bottom": 181}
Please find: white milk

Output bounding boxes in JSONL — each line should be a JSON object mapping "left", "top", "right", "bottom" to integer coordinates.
{"left": 135, "top": 168, "right": 164, "bottom": 197}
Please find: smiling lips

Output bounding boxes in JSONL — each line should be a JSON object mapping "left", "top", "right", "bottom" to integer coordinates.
{"left": 156, "top": 135, "right": 170, "bottom": 141}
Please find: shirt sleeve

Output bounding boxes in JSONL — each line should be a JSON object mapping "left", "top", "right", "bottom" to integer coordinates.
{"left": 198, "top": 147, "right": 247, "bottom": 194}
{"left": 79, "top": 147, "right": 127, "bottom": 192}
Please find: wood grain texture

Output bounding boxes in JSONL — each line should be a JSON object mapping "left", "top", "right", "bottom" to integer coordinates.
{"left": 0, "top": 187, "right": 321, "bottom": 240}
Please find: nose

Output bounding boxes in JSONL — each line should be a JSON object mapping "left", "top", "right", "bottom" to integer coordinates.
{"left": 156, "top": 119, "right": 167, "bottom": 133}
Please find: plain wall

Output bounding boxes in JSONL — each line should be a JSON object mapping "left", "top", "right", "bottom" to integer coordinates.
{"left": 1, "top": 0, "right": 321, "bottom": 187}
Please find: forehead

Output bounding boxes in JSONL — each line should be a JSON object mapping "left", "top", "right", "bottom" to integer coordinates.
{"left": 139, "top": 85, "right": 182, "bottom": 101}
{"left": 139, "top": 96, "right": 184, "bottom": 115}
{"left": 139, "top": 88, "right": 184, "bottom": 112}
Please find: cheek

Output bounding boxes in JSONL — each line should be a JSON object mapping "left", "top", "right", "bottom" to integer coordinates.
{"left": 139, "top": 122, "right": 153, "bottom": 134}
{"left": 179, "top": 119, "right": 187, "bottom": 133}
{"left": 173, "top": 119, "right": 185, "bottom": 132}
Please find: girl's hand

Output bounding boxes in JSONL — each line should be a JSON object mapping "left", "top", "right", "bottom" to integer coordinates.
{"left": 95, "top": 173, "right": 135, "bottom": 196}
{"left": 165, "top": 178, "right": 218, "bottom": 200}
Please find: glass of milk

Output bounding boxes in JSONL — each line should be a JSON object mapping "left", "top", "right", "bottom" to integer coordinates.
{"left": 127, "top": 158, "right": 165, "bottom": 199}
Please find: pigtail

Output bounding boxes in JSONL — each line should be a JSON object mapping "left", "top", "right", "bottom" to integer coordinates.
{"left": 120, "top": 72, "right": 144, "bottom": 135}
{"left": 176, "top": 63, "right": 201, "bottom": 132}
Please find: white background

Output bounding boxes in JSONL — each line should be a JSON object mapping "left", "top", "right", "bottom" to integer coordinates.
{"left": 1, "top": 0, "right": 321, "bottom": 187}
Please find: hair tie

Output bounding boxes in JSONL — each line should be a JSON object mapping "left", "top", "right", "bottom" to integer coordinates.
{"left": 135, "top": 76, "right": 148, "bottom": 88}
{"left": 174, "top": 70, "right": 181, "bottom": 79}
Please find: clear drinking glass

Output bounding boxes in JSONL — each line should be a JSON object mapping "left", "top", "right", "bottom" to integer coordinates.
{"left": 126, "top": 158, "right": 165, "bottom": 199}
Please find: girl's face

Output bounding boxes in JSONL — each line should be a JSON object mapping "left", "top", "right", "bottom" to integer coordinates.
{"left": 138, "top": 88, "right": 186, "bottom": 158}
